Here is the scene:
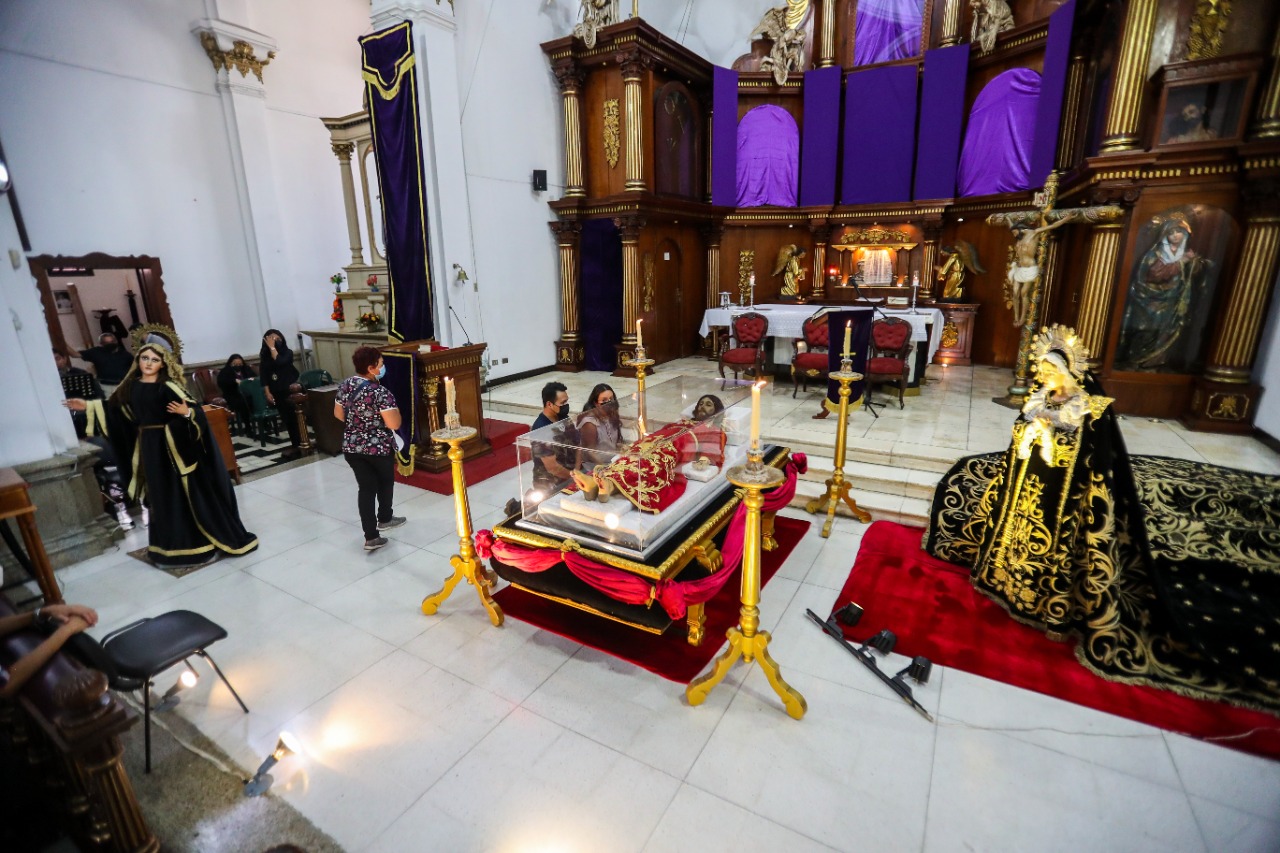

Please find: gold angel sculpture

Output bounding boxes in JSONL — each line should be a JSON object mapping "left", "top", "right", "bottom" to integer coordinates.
{"left": 772, "top": 244, "right": 807, "bottom": 299}
{"left": 935, "top": 240, "right": 985, "bottom": 301}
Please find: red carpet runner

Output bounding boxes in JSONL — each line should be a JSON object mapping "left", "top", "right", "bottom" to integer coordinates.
{"left": 835, "top": 520, "right": 1280, "bottom": 760}
{"left": 493, "top": 516, "right": 811, "bottom": 683}
{"left": 395, "top": 418, "right": 527, "bottom": 495}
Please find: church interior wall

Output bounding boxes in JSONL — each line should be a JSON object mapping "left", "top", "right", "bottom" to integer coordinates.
{"left": 1254, "top": 268, "right": 1280, "bottom": 438}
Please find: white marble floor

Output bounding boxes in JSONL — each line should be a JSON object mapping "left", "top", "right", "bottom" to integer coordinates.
{"left": 47, "top": 362, "right": 1280, "bottom": 852}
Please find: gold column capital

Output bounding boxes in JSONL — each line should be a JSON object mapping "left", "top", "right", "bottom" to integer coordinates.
{"left": 617, "top": 47, "right": 652, "bottom": 80}
{"left": 198, "top": 31, "right": 276, "bottom": 84}
{"left": 331, "top": 141, "right": 354, "bottom": 160}
{"left": 552, "top": 58, "right": 585, "bottom": 94}
{"left": 613, "top": 214, "right": 645, "bottom": 242}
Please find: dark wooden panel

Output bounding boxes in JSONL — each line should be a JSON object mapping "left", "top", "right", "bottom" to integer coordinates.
{"left": 583, "top": 70, "right": 627, "bottom": 198}
{"left": 940, "top": 218, "right": 1020, "bottom": 367}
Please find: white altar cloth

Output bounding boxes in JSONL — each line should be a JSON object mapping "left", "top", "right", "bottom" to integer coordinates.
{"left": 699, "top": 304, "right": 945, "bottom": 363}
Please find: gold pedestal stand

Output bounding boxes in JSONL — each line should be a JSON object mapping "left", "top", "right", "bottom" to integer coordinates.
{"left": 805, "top": 357, "right": 872, "bottom": 537}
{"left": 420, "top": 423, "right": 503, "bottom": 626}
{"left": 631, "top": 349, "right": 654, "bottom": 435}
{"left": 686, "top": 452, "right": 807, "bottom": 720}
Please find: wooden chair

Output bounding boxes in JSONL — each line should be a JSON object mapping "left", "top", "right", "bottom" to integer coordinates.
{"left": 719, "top": 311, "right": 769, "bottom": 383}
{"left": 191, "top": 368, "right": 226, "bottom": 406}
{"left": 867, "top": 317, "right": 913, "bottom": 409}
{"left": 236, "top": 377, "right": 280, "bottom": 446}
{"left": 790, "top": 312, "right": 830, "bottom": 398}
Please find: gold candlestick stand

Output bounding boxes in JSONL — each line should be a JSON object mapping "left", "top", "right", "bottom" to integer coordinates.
{"left": 686, "top": 450, "right": 807, "bottom": 719}
{"left": 420, "top": 422, "right": 503, "bottom": 626}
{"left": 805, "top": 356, "right": 872, "bottom": 537}
{"left": 632, "top": 348, "right": 654, "bottom": 436}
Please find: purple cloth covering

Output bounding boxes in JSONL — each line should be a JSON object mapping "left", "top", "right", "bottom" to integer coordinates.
{"left": 957, "top": 68, "right": 1041, "bottom": 197}
{"left": 853, "top": 0, "right": 924, "bottom": 67}
{"left": 737, "top": 105, "right": 799, "bottom": 207}
{"left": 842, "top": 65, "right": 919, "bottom": 204}
{"left": 800, "top": 67, "right": 843, "bottom": 207}
{"left": 712, "top": 67, "right": 739, "bottom": 206}
{"left": 580, "top": 220, "right": 623, "bottom": 371}
{"left": 913, "top": 44, "right": 970, "bottom": 199}
{"left": 1030, "top": 0, "right": 1076, "bottom": 185}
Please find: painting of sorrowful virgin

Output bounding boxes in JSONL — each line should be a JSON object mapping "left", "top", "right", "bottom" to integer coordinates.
{"left": 1114, "top": 206, "right": 1233, "bottom": 374}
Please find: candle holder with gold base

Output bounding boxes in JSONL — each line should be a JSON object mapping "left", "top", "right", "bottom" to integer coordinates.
{"left": 632, "top": 347, "right": 655, "bottom": 436}
{"left": 686, "top": 448, "right": 807, "bottom": 720}
{"left": 420, "top": 421, "right": 503, "bottom": 626}
{"left": 805, "top": 356, "right": 872, "bottom": 537}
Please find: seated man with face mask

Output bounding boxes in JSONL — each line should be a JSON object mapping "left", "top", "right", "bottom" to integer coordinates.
{"left": 528, "top": 381, "right": 575, "bottom": 499}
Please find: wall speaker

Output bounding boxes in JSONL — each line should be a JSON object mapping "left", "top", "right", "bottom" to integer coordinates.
{"left": 532, "top": 169, "right": 547, "bottom": 192}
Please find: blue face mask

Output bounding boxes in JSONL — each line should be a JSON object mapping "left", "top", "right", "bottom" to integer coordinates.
{"left": 376, "top": 364, "right": 387, "bottom": 379}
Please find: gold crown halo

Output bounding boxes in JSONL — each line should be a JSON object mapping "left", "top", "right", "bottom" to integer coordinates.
{"left": 1030, "top": 324, "right": 1089, "bottom": 381}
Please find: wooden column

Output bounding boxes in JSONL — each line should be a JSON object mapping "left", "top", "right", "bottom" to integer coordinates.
{"left": 554, "top": 60, "right": 586, "bottom": 197}
{"left": 809, "top": 223, "right": 831, "bottom": 301}
{"left": 550, "top": 219, "right": 583, "bottom": 371}
{"left": 1251, "top": 26, "right": 1280, "bottom": 138}
{"left": 613, "top": 215, "right": 645, "bottom": 372}
{"left": 1038, "top": 232, "right": 1064, "bottom": 329}
{"left": 1075, "top": 222, "right": 1125, "bottom": 368}
{"left": 938, "top": 0, "right": 964, "bottom": 47}
{"left": 817, "top": 0, "right": 837, "bottom": 67}
{"left": 331, "top": 142, "right": 364, "bottom": 266}
{"left": 1056, "top": 52, "right": 1088, "bottom": 170}
{"left": 920, "top": 223, "right": 942, "bottom": 300}
{"left": 1099, "top": 0, "right": 1159, "bottom": 153}
{"left": 619, "top": 49, "right": 649, "bottom": 193}
{"left": 702, "top": 224, "right": 724, "bottom": 308}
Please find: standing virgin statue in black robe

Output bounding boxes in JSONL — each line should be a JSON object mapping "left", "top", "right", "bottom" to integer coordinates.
{"left": 73, "top": 341, "right": 258, "bottom": 569}
{"left": 925, "top": 325, "right": 1280, "bottom": 713}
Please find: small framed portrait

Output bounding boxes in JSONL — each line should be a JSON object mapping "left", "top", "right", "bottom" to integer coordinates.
{"left": 53, "top": 289, "right": 74, "bottom": 315}
{"left": 1152, "top": 58, "right": 1260, "bottom": 150}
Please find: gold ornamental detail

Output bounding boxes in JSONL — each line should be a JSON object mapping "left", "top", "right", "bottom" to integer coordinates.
{"left": 837, "top": 227, "right": 915, "bottom": 247}
{"left": 642, "top": 252, "right": 655, "bottom": 312}
{"left": 1187, "top": 0, "right": 1231, "bottom": 60}
{"left": 738, "top": 250, "right": 755, "bottom": 305}
{"left": 941, "top": 321, "right": 959, "bottom": 350}
{"left": 603, "top": 99, "right": 621, "bottom": 168}
{"left": 1208, "top": 393, "right": 1247, "bottom": 421}
{"left": 199, "top": 33, "right": 275, "bottom": 83}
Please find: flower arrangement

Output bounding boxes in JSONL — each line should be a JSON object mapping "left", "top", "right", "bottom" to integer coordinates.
{"left": 356, "top": 311, "right": 383, "bottom": 331}
{"left": 367, "top": 273, "right": 380, "bottom": 293}
{"left": 330, "top": 272, "right": 345, "bottom": 290}
{"left": 331, "top": 295, "right": 344, "bottom": 323}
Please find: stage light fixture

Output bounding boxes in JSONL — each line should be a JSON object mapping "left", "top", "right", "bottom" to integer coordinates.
{"left": 153, "top": 667, "right": 199, "bottom": 713}
{"left": 867, "top": 628, "right": 896, "bottom": 656}
{"left": 805, "top": 609, "right": 933, "bottom": 721}
{"left": 834, "top": 602, "right": 863, "bottom": 627}
{"left": 243, "top": 731, "right": 301, "bottom": 797}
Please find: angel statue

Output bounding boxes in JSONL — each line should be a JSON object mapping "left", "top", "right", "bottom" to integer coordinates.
{"left": 935, "top": 241, "right": 985, "bottom": 301}
{"left": 969, "top": 0, "right": 1014, "bottom": 55}
{"left": 749, "top": 0, "right": 811, "bottom": 86}
{"left": 573, "top": 0, "right": 618, "bottom": 50}
{"left": 773, "top": 244, "right": 807, "bottom": 299}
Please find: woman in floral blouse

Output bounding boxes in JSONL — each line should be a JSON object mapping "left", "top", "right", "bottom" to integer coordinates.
{"left": 334, "top": 346, "right": 405, "bottom": 551}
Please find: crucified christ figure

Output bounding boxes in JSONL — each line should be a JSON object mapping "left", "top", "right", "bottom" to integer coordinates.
{"left": 1006, "top": 216, "right": 1073, "bottom": 328}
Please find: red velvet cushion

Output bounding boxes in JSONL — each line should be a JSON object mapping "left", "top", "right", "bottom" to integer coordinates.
{"left": 794, "top": 352, "right": 829, "bottom": 370}
{"left": 868, "top": 356, "right": 907, "bottom": 374}
{"left": 872, "top": 320, "right": 911, "bottom": 351}
{"left": 803, "top": 318, "right": 829, "bottom": 348}
{"left": 733, "top": 315, "right": 769, "bottom": 344}
{"left": 722, "top": 347, "right": 760, "bottom": 365}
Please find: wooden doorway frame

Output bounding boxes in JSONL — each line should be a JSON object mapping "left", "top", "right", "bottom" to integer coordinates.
{"left": 29, "top": 252, "right": 173, "bottom": 354}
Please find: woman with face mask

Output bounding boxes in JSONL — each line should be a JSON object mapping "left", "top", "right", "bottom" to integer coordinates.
{"left": 334, "top": 346, "right": 404, "bottom": 552}
{"left": 575, "top": 383, "right": 621, "bottom": 470}
{"left": 216, "top": 353, "right": 256, "bottom": 436}
{"left": 259, "top": 328, "right": 303, "bottom": 456}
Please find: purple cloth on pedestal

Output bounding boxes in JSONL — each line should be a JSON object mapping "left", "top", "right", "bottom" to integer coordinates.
{"left": 737, "top": 105, "right": 799, "bottom": 207}
{"left": 800, "top": 67, "right": 843, "bottom": 207}
{"left": 842, "top": 64, "right": 919, "bottom": 204}
{"left": 957, "top": 68, "right": 1041, "bottom": 197}
{"left": 712, "top": 67, "right": 739, "bottom": 206}
{"left": 1029, "top": 0, "right": 1076, "bottom": 185}
{"left": 853, "top": 0, "right": 925, "bottom": 66}
{"left": 913, "top": 44, "right": 970, "bottom": 199}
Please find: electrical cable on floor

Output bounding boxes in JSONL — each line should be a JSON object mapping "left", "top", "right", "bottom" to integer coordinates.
{"left": 116, "top": 691, "right": 251, "bottom": 783}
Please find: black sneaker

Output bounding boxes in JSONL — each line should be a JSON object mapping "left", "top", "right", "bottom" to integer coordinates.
{"left": 364, "top": 536, "right": 389, "bottom": 551}
{"left": 377, "top": 516, "right": 407, "bottom": 530}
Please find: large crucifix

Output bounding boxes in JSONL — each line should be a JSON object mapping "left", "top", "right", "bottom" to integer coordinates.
{"left": 986, "top": 172, "right": 1123, "bottom": 401}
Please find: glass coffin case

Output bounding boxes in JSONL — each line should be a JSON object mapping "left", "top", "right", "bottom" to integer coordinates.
{"left": 514, "top": 377, "right": 757, "bottom": 558}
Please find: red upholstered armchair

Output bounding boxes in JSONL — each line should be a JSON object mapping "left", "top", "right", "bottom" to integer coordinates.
{"left": 867, "top": 317, "right": 912, "bottom": 408}
{"left": 790, "top": 312, "right": 830, "bottom": 398}
{"left": 719, "top": 311, "right": 769, "bottom": 382}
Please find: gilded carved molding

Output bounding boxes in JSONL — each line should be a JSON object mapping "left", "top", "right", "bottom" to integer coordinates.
{"left": 603, "top": 99, "right": 621, "bottom": 168}
{"left": 643, "top": 252, "right": 655, "bottom": 312}
{"left": 331, "top": 142, "right": 355, "bottom": 160}
{"left": 199, "top": 32, "right": 275, "bottom": 83}
{"left": 738, "top": 249, "right": 755, "bottom": 304}
{"left": 1187, "top": 0, "right": 1231, "bottom": 60}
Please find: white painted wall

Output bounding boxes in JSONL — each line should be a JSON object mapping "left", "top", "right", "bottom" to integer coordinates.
{"left": 1251, "top": 267, "right": 1280, "bottom": 439}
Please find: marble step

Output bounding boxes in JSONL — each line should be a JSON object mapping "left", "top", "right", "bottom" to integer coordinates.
{"left": 788, "top": 478, "right": 931, "bottom": 528}
{"left": 794, "top": 452, "right": 940, "bottom": 502}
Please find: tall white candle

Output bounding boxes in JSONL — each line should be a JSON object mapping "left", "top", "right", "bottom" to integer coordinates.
{"left": 750, "top": 380, "right": 761, "bottom": 448}
{"left": 445, "top": 376, "right": 456, "bottom": 416}
{"left": 636, "top": 318, "right": 643, "bottom": 349}
{"left": 843, "top": 320, "right": 852, "bottom": 358}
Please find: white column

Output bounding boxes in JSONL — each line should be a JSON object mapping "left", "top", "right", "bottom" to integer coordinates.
{"left": 370, "top": 0, "right": 479, "bottom": 348}
{"left": 192, "top": 16, "right": 296, "bottom": 337}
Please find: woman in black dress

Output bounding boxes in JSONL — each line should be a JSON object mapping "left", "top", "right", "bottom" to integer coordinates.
{"left": 216, "top": 353, "right": 256, "bottom": 436}
{"left": 66, "top": 342, "right": 258, "bottom": 568}
{"left": 259, "top": 329, "right": 302, "bottom": 456}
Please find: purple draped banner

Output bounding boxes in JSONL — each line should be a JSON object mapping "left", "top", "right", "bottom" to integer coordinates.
{"left": 799, "top": 67, "right": 843, "bottom": 207}
{"left": 913, "top": 44, "right": 970, "bottom": 199}
{"left": 957, "top": 68, "right": 1042, "bottom": 196}
{"left": 379, "top": 348, "right": 418, "bottom": 473}
{"left": 737, "top": 106, "right": 799, "bottom": 207}
{"left": 842, "top": 65, "right": 918, "bottom": 204}
{"left": 1029, "top": 0, "right": 1077, "bottom": 185}
{"left": 853, "top": 0, "right": 925, "bottom": 67}
{"left": 579, "top": 219, "right": 623, "bottom": 371}
{"left": 711, "top": 67, "right": 739, "bottom": 206}
{"left": 360, "top": 22, "right": 435, "bottom": 342}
